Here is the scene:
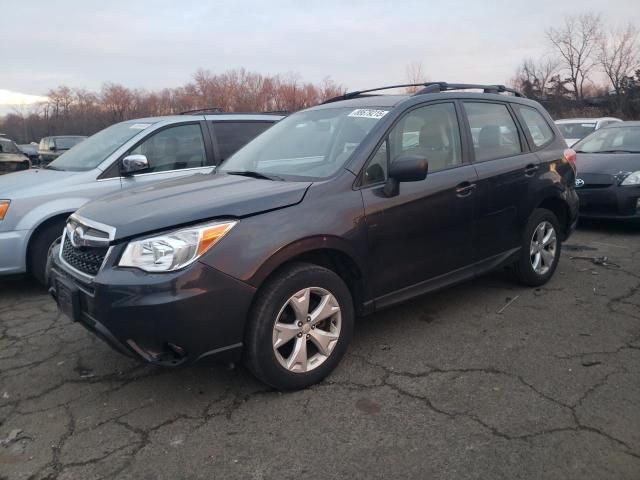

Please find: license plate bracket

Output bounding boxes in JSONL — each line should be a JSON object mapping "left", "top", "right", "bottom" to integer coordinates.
{"left": 56, "top": 278, "right": 81, "bottom": 323}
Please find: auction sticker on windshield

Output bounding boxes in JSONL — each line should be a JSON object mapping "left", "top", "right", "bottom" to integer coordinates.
{"left": 348, "top": 109, "right": 389, "bottom": 119}
{"left": 130, "top": 123, "right": 152, "bottom": 130}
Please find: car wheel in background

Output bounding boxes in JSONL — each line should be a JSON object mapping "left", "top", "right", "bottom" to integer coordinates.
{"left": 513, "top": 208, "right": 561, "bottom": 286}
{"left": 244, "top": 262, "right": 354, "bottom": 390}
{"left": 28, "top": 219, "right": 67, "bottom": 286}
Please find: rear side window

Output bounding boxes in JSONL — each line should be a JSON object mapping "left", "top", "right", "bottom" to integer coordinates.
{"left": 517, "top": 106, "right": 554, "bottom": 148}
{"left": 464, "top": 102, "right": 522, "bottom": 161}
{"left": 212, "top": 121, "right": 273, "bottom": 162}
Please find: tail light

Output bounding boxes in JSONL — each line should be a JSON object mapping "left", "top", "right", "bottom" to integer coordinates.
{"left": 564, "top": 149, "right": 577, "bottom": 173}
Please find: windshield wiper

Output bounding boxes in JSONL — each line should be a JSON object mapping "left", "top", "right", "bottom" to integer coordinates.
{"left": 596, "top": 150, "right": 640, "bottom": 154}
{"left": 224, "top": 170, "right": 283, "bottom": 181}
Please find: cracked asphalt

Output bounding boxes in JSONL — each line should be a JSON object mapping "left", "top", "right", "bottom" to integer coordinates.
{"left": 1, "top": 221, "right": 639, "bottom": 480}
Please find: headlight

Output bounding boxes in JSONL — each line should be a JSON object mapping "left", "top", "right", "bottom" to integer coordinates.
{"left": 119, "top": 220, "right": 237, "bottom": 272}
{"left": 0, "top": 200, "right": 10, "bottom": 221}
{"left": 621, "top": 171, "right": 640, "bottom": 186}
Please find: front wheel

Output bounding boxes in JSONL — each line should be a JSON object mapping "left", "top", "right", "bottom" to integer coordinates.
{"left": 513, "top": 208, "right": 562, "bottom": 286}
{"left": 244, "top": 262, "right": 354, "bottom": 390}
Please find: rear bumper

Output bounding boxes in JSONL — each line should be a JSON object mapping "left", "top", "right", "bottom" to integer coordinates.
{"left": 0, "top": 229, "right": 29, "bottom": 275}
{"left": 577, "top": 185, "right": 640, "bottom": 220}
{"left": 49, "top": 244, "right": 256, "bottom": 365}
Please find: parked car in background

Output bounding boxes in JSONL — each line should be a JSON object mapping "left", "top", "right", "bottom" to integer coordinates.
{"left": 555, "top": 117, "right": 622, "bottom": 147}
{"left": 48, "top": 82, "right": 578, "bottom": 390}
{"left": 0, "top": 137, "right": 30, "bottom": 175}
{"left": 573, "top": 121, "right": 640, "bottom": 220}
{"left": 18, "top": 143, "right": 39, "bottom": 162}
{"left": 37, "top": 136, "right": 87, "bottom": 165}
{"left": 0, "top": 112, "right": 282, "bottom": 284}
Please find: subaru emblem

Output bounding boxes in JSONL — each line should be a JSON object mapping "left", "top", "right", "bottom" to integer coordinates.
{"left": 575, "top": 178, "right": 585, "bottom": 188}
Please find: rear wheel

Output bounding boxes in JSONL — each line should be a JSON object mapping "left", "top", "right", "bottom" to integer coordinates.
{"left": 244, "top": 262, "right": 354, "bottom": 390}
{"left": 28, "top": 219, "right": 66, "bottom": 286}
{"left": 513, "top": 208, "right": 561, "bottom": 286}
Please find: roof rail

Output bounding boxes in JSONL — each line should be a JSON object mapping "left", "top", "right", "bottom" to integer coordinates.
{"left": 321, "top": 82, "right": 525, "bottom": 104}
{"left": 180, "top": 107, "right": 224, "bottom": 115}
{"left": 414, "top": 82, "right": 526, "bottom": 97}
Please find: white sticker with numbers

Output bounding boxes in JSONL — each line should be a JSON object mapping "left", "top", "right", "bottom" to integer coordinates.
{"left": 348, "top": 109, "right": 389, "bottom": 119}
{"left": 129, "top": 123, "right": 152, "bottom": 130}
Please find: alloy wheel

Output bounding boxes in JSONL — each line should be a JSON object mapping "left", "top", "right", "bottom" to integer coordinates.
{"left": 530, "top": 220, "right": 557, "bottom": 275}
{"left": 272, "top": 287, "right": 342, "bottom": 373}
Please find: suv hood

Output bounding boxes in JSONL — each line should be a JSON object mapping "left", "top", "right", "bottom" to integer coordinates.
{"left": 76, "top": 173, "right": 312, "bottom": 240}
{"left": 0, "top": 153, "right": 28, "bottom": 163}
{"left": 577, "top": 153, "right": 640, "bottom": 175}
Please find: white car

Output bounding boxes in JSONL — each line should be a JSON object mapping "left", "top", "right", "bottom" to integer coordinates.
{"left": 555, "top": 117, "right": 622, "bottom": 147}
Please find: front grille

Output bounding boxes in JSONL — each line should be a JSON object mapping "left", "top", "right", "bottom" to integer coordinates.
{"left": 61, "top": 235, "right": 108, "bottom": 276}
{"left": 578, "top": 173, "right": 615, "bottom": 189}
{"left": 0, "top": 162, "right": 28, "bottom": 174}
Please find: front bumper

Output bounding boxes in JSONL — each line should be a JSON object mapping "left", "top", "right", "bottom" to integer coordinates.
{"left": 49, "top": 243, "right": 256, "bottom": 365}
{"left": 577, "top": 185, "right": 640, "bottom": 220}
{"left": 0, "top": 229, "right": 29, "bottom": 275}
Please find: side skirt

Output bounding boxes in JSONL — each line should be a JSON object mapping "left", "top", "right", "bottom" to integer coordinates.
{"left": 372, "top": 248, "right": 520, "bottom": 311}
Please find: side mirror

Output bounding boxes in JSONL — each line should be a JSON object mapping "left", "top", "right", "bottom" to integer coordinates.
{"left": 121, "top": 154, "right": 149, "bottom": 176}
{"left": 384, "top": 154, "right": 428, "bottom": 197}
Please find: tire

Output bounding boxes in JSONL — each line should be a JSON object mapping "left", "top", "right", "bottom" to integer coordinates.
{"left": 244, "top": 262, "right": 354, "bottom": 390}
{"left": 28, "top": 219, "right": 66, "bottom": 286}
{"left": 513, "top": 208, "right": 562, "bottom": 287}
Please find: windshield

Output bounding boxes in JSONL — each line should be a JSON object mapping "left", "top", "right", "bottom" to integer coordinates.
{"left": 0, "top": 139, "right": 21, "bottom": 154}
{"left": 49, "top": 122, "right": 154, "bottom": 171}
{"left": 573, "top": 126, "right": 640, "bottom": 153}
{"left": 556, "top": 122, "right": 596, "bottom": 140}
{"left": 220, "top": 107, "right": 390, "bottom": 180}
{"left": 54, "top": 137, "right": 86, "bottom": 150}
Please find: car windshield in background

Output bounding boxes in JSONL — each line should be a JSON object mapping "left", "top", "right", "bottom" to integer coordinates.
{"left": 220, "top": 107, "right": 390, "bottom": 180}
{"left": 573, "top": 126, "right": 640, "bottom": 153}
{"left": 557, "top": 122, "right": 596, "bottom": 140}
{"left": 0, "top": 139, "right": 21, "bottom": 154}
{"left": 55, "top": 137, "right": 85, "bottom": 149}
{"left": 49, "top": 122, "right": 156, "bottom": 171}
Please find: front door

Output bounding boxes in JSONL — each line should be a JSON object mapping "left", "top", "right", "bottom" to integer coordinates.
{"left": 120, "top": 122, "right": 214, "bottom": 190}
{"left": 360, "top": 102, "right": 477, "bottom": 302}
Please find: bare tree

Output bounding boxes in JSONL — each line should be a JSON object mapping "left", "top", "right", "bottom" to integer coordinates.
{"left": 405, "top": 61, "right": 428, "bottom": 93}
{"left": 599, "top": 22, "right": 640, "bottom": 97}
{"left": 513, "top": 56, "right": 560, "bottom": 97}
{"left": 547, "top": 13, "right": 603, "bottom": 101}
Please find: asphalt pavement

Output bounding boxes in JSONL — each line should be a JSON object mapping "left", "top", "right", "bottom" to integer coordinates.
{"left": 1, "top": 221, "right": 639, "bottom": 480}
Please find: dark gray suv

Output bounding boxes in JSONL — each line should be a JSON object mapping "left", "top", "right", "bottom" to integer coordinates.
{"left": 49, "top": 83, "right": 579, "bottom": 390}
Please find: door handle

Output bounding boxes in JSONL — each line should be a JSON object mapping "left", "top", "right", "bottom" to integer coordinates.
{"left": 524, "top": 164, "right": 539, "bottom": 176}
{"left": 455, "top": 182, "right": 476, "bottom": 197}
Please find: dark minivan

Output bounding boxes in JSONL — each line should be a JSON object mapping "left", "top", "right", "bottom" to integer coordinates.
{"left": 50, "top": 83, "right": 579, "bottom": 390}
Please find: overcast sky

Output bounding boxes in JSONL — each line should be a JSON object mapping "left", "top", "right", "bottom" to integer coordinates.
{"left": 1, "top": 0, "right": 639, "bottom": 109}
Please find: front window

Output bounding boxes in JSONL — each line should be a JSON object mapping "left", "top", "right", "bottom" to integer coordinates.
{"left": 220, "top": 107, "right": 390, "bottom": 180}
{"left": 54, "top": 137, "right": 85, "bottom": 150}
{"left": 0, "top": 138, "right": 21, "bottom": 154}
{"left": 48, "top": 121, "right": 156, "bottom": 171}
{"left": 573, "top": 127, "right": 640, "bottom": 153}
{"left": 556, "top": 122, "right": 596, "bottom": 140}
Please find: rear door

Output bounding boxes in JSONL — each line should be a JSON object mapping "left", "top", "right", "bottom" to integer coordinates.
{"left": 462, "top": 101, "right": 540, "bottom": 262}
{"left": 361, "top": 101, "right": 478, "bottom": 301}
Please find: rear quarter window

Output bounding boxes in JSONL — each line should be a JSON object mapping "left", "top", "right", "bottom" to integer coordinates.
{"left": 517, "top": 106, "right": 554, "bottom": 148}
{"left": 212, "top": 121, "right": 274, "bottom": 161}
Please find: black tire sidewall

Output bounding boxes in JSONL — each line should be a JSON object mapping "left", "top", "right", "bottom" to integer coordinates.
{"left": 516, "top": 209, "right": 562, "bottom": 286}
{"left": 29, "top": 220, "right": 66, "bottom": 285}
{"left": 245, "top": 263, "right": 354, "bottom": 390}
